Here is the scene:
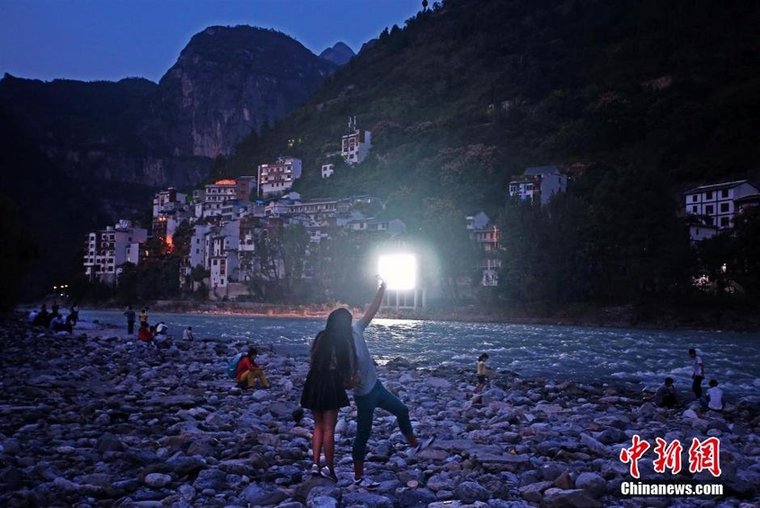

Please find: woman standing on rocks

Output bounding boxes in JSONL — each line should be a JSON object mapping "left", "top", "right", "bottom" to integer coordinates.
{"left": 300, "top": 307, "right": 358, "bottom": 482}
{"left": 350, "top": 280, "right": 433, "bottom": 488}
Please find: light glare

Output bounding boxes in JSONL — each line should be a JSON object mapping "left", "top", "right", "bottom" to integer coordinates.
{"left": 378, "top": 254, "right": 417, "bottom": 290}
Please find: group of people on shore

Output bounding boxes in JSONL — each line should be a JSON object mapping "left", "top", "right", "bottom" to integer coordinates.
{"left": 123, "top": 305, "right": 186, "bottom": 350}
{"left": 29, "top": 302, "right": 78, "bottom": 333}
{"left": 653, "top": 347, "right": 724, "bottom": 412}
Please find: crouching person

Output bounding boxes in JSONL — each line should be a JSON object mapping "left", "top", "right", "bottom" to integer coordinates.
{"left": 236, "top": 347, "right": 270, "bottom": 389}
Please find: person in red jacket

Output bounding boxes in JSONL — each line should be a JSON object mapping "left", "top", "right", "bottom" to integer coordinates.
{"left": 137, "top": 322, "right": 154, "bottom": 343}
{"left": 236, "top": 347, "right": 270, "bottom": 389}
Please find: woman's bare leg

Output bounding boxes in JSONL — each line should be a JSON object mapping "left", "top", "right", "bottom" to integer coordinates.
{"left": 323, "top": 410, "right": 338, "bottom": 472}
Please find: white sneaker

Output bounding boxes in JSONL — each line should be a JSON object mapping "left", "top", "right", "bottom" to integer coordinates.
{"left": 309, "top": 463, "right": 320, "bottom": 475}
{"left": 353, "top": 477, "right": 379, "bottom": 489}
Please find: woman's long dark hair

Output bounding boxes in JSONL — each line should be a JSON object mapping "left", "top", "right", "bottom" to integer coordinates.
{"left": 311, "top": 308, "right": 357, "bottom": 380}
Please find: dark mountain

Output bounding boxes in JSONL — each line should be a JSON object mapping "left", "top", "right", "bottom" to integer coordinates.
{"left": 138, "top": 26, "right": 337, "bottom": 159}
{"left": 217, "top": 0, "right": 760, "bottom": 221}
{"left": 319, "top": 42, "right": 355, "bottom": 66}
{"left": 0, "top": 107, "right": 152, "bottom": 300}
{"left": 0, "top": 26, "right": 336, "bottom": 189}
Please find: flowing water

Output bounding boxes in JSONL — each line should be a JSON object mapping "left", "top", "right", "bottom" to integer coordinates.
{"left": 80, "top": 309, "right": 760, "bottom": 398}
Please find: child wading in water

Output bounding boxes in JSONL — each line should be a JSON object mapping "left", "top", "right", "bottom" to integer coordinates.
{"left": 475, "top": 353, "right": 490, "bottom": 393}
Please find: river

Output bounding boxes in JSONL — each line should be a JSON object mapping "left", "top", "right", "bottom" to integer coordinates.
{"left": 80, "top": 309, "right": 760, "bottom": 398}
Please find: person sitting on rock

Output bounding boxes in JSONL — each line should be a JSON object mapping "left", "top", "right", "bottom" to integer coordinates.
{"left": 701, "top": 379, "right": 724, "bottom": 412}
{"left": 155, "top": 321, "right": 168, "bottom": 336}
{"left": 654, "top": 377, "right": 678, "bottom": 408}
{"left": 235, "top": 347, "right": 270, "bottom": 389}
{"left": 49, "top": 313, "right": 68, "bottom": 333}
{"left": 182, "top": 326, "right": 194, "bottom": 340}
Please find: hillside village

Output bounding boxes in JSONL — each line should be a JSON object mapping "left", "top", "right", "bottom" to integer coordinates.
{"left": 82, "top": 117, "right": 759, "bottom": 306}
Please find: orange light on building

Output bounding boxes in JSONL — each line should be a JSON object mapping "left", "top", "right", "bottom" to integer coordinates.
{"left": 214, "top": 179, "right": 236, "bottom": 185}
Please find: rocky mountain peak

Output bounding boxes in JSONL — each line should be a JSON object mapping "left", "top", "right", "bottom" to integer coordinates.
{"left": 140, "top": 25, "right": 336, "bottom": 159}
{"left": 319, "top": 42, "right": 355, "bottom": 66}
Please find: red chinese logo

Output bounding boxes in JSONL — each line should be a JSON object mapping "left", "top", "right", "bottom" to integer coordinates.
{"left": 620, "top": 435, "right": 721, "bottom": 478}
{"left": 688, "top": 437, "right": 722, "bottom": 477}
{"left": 653, "top": 438, "right": 683, "bottom": 474}
{"left": 619, "top": 434, "right": 650, "bottom": 479}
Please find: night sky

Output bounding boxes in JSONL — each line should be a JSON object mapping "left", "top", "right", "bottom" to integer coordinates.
{"left": 0, "top": 0, "right": 421, "bottom": 83}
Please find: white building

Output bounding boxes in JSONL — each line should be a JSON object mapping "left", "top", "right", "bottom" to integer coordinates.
{"left": 198, "top": 179, "right": 238, "bottom": 218}
{"left": 466, "top": 212, "right": 501, "bottom": 286}
{"left": 321, "top": 163, "right": 335, "bottom": 179}
{"left": 341, "top": 116, "right": 372, "bottom": 165}
{"left": 684, "top": 180, "right": 760, "bottom": 242}
{"left": 257, "top": 157, "right": 303, "bottom": 197}
{"left": 152, "top": 188, "right": 187, "bottom": 218}
{"left": 205, "top": 221, "right": 240, "bottom": 292}
{"left": 508, "top": 165, "right": 567, "bottom": 206}
{"left": 83, "top": 219, "right": 147, "bottom": 285}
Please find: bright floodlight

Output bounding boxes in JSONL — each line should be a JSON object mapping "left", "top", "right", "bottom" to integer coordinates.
{"left": 378, "top": 254, "right": 417, "bottom": 290}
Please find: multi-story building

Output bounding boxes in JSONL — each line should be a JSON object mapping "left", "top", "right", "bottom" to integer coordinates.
{"left": 152, "top": 188, "right": 187, "bottom": 218}
{"left": 341, "top": 116, "right": 372, "bottom": 165}
{"left": 321, "top": 163, "right": 335, "bottom": 178}
{"left": 199, "top": 179, "right": 238, "bottom": 218}
{"left": 257, "top": 157, "right": 303, "bottom": 197}
{"left": 684, "top": 180, "right": 760, "bottom": 242}
{"left": 208, "top": 225, "right": 240, "bottom": 290}
{"left": 466, "top": 212, "right": 501, "bottom": 286}
{"left": 508, "top": 165, "right": 567, "bottom": 206}
{"left": 83, "top": 220, "right": 147, "bottom": 285}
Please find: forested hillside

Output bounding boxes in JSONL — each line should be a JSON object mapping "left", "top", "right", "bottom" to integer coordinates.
{"left": 214, "top": 0, "right": 760, "bottom": 314}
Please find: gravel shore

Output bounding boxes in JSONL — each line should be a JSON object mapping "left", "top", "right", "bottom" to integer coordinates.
{"left": 0, "top": 315, "right": 758, "bottom": 507}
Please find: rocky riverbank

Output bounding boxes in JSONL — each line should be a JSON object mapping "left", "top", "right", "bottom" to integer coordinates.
{"left": 0, "top": 315, "right": 758, "bottom": 507}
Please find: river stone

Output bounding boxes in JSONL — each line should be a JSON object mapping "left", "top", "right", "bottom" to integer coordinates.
{"left": 552, "top": 471, "right": 574, "bottom": 489}
{"left": 519, "top": 480, "right": 554, "bottom": 502}
{"left": 425, "top": 377, "right": 452, "bottom": 389}
{"left": 165, "top": 454, "right": 207, "bottom": 477}
{"left": 242, "top": 482, "right": 289, "bottom": 505}
{"left": 192, "top": 468, "right": 226, "bottom": 491}
{"left": 574, "top": 472, "right": 606, "bottom": 498}
{"left": 596, "top": 427, "right": 626, "bottom": 445}
{"left": 143, "top": 473, "right": 171, "bottom": 488}
{"left": 543, "top": 487, "right": 602, "bottom": 508}
{"left": 397, "top": 487, "right": 437, "bottom": 507}
{"left": 342, "top": 491, "right": 394, "bottom": 508}
{"left": 96, "top": 433, "right": 123, "bottom": 453}
{"left": 177, "top": 484, "right": 195, "bottom": 500}
{"left": 454, "top": 481, "right": 490, "bottom": 503}
{"left": 308, "top": 496, "right": 338, "bottom": 508}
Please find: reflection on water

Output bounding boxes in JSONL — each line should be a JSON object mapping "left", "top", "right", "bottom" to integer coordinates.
{"left": 80, "top": 309, "right": 760, "bottom": 397}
